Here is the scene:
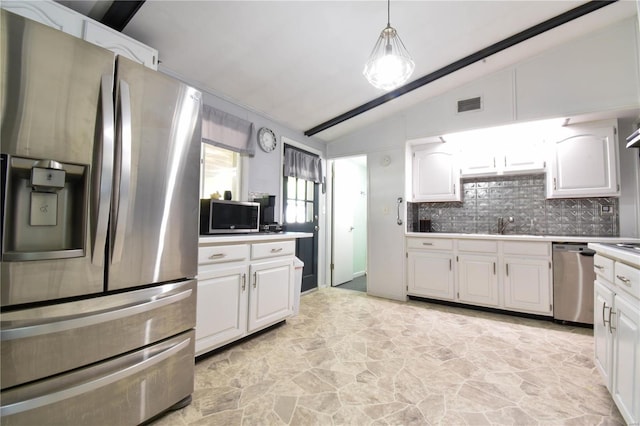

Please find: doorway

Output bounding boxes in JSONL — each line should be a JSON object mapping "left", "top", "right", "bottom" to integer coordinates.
{"left": 331, "top": 156, "right": 367, "bottom": 291}
{"left": 283, "top": 145, "right": 320, "bottom": 293}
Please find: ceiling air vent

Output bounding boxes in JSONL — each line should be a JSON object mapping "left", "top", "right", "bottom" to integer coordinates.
{"left": 457, "top": 96, "right": 482, "bottom": 113}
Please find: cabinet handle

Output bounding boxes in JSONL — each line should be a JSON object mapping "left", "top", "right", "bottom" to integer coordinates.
{"left": 594, "top": 264, "right": 604, "bottom": 270}
{"left": 253, "top": 272, "right": 257, "bottom": 288}
{"left": 616, "top": 275, "right": 632, "bottom": 286}
{"left": 493, "top": 262, "right": 497, "bottom": 275}
{"left": 505, "top": 264, "right": 508, "bottom": 276}
{"left": 422, "top": 242, "right": 433, "bottom": 246}
{"left": 504, "top": 157, "right": 507, "bottom": 167}
{"left": 242, "top": 273, "right": 246, "bottom": 291}
{"left": 608, "top": 308, "right": 616, "bottom": 334}
{"left": 602, "top": 302, "right": 609, "bottom": 327}
{"left": 449, "top": 259, "right": 452, "bottom": 271}
{"left": 453, "top": 184, "right": 456, "bottom": 195}
{"left": 553, "top": 178, "right": 557, "bottom": 190}
{"left": 493, "top": 157, "right": 496, "bottom": 168}
{"left": 271, "top": 248, "right": 283, "bottom": 253}
{"left": 209, "top": 253, "right": 226, "bottom": 259}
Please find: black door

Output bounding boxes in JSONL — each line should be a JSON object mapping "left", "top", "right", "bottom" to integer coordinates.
{"left": 283, "top": 147, "right": 319, "bottom": 293}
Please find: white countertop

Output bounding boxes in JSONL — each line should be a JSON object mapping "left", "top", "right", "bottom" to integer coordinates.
{"left": 588, "top": 243, "right": 640, "bottom": 268}
{"left": 406, "top": 232, "right": 640, "bottom": 244}
{"left": 199, "top": 232, "right": 313, "bottom": 244}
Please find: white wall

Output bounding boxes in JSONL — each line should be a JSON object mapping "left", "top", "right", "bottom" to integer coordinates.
{"left": 353, "top": 160, "right": 367, "bottom": 276}
{"left": 160, "top": 67, "right": 326, "bottom": 221}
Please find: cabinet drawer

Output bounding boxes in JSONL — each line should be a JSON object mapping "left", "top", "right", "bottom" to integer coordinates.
{"left": 457, "top": 239, "right": 498, "bottom": 253}
{"left": 503, "top": 241, "right": 550, "bottom": 257}
{"left": 406, "top": 238, "right": 453, "bottom": 251}
{"left": 594, "top": 254, "right": 615, "bottom": 283}
{"left": 198, "top": 244, "right": 250, "bottom": 265}
{"left": 614, "top": 262, "right": 640, "bottom": 299}
{"left": 252, "top": 240, "right": 295, "bottom": 260}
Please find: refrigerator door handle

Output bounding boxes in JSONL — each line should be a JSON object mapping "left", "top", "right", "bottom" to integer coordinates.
{"left": 112, "top": 79, "right": 133, "bottom": 264}
{"left": 0, "top": 337, "right": 190, "bottom": 417}
{"left": 92, "top": 75, "right": 115, "bottom": 267}
{"left": 1, "top": 287, "right": 192, "bottom": 341}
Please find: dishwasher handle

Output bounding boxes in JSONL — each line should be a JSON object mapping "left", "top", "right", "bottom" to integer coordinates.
{"left": 579, "top": 249, "right": 596, "bottom": 257}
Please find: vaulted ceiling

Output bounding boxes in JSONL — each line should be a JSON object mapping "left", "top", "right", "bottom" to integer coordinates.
{"left": 57, "top": 1, "right": 637, "bottom": 142}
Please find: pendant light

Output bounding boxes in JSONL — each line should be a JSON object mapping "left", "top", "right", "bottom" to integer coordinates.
{"left": 363, "top": 0, "right": 415, "bottom": 91}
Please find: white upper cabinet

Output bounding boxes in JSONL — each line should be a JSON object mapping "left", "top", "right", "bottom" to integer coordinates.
{"left": 546, "top": 121, "right": 619, "bottom": 198}
{"left": 410, "top": 143, "right": 461, "bottom": 202}
{"left": 2, "top": 0, "right": 158, "bottom": 69}
{"left": 454, "top": 122, "right": 546, "bottom": 177}
{"left": 84, "top": 21, "right": 158, "bottom": 70}
{"left": 1, "top": 0, "right": 84, "bottom": 37}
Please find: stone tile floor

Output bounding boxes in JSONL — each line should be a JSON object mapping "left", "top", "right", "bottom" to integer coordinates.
{"left": 151, "top": 287, "right": 623, "bottom": 425}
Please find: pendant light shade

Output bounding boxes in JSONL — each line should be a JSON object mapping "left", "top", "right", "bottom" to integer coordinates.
{"left": 363, "top": 1, "right": 414, "bottom": 91}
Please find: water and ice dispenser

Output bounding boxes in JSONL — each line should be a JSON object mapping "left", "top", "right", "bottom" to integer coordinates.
{"left": 1, "top": 155, "right": 88, "bottom": 261}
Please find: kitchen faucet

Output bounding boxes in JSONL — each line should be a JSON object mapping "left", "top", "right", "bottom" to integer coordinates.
{"left": 497, "top": 216, "right": 514, "bottom": 234}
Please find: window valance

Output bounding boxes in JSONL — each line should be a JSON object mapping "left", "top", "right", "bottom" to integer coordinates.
{"left": 283, "top": 147, "right": 323, "bottom": 184}
{"left": 202, "top": 104, "right": 255, "bottom": 156}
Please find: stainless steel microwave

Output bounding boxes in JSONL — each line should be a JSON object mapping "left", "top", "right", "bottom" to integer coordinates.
{"left": 200, "top": 199, "right": 260, "bottom": 234}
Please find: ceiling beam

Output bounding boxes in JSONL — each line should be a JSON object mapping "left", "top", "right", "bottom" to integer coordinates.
{"left": 100, "top": 0, "right": 146, "bottom": 32}
{"left": 304, "top": 0, "right": 617, "bottom": 137}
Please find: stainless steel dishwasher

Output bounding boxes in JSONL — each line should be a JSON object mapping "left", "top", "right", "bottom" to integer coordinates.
{"left": 552, "top": 243, "right": 596, "bottom": 325}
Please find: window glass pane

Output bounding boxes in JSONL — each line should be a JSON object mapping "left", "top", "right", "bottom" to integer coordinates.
{"left": 296, "top": 200, "right": 305, "bottom": 223}
{"left": 200, "top": 144, "right": 240, "bottom": 199}
{"left": 285, "top": 200, "right": 296, "bottom": 224}
{"left": 287, "top": 177, "right": 297, "bottom": 200}
{"left": 306, "top": 202, "right": 313, "bottom": 223}
{"left": 297, "top": 179, "right": 306, "bottom": 201}
{"left": 306, "top": 181, "right": 314, "bottom": 201}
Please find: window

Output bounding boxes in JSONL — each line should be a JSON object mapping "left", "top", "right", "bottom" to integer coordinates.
{"left": 200, "top": 143, "right": 241, "bottom": 200}
{"left": 285, "top": 177, "right": 315, "bottom": 224}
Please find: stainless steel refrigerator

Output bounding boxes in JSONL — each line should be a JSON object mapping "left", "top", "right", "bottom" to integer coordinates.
{"left": 1, "top": 10, "right": 201, "bottom": 424}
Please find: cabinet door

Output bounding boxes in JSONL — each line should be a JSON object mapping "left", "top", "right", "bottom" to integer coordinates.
{"left": 249, "top": 259, "right": 294, "bottom": 333}
{"left": 594, "top": 280, "right": 615, "bottom": 391}
{"left": 1, "top": 1, "right": 85, "bottom": 37}
{"left": 547, "top": 125, "right": 619, "bottom": 198}
{"left": 503, "top": 257, "right": 551, "bottom": 315}
{"left": 412, "top": 146, "right": 461, "bottom": 202}
{"left": 195, "top": 265, "right": 248, "bottom": 356}
{"left": 84, "top": 21, "right": 158, "bottom": 70}
{"left": 407, "top": 251, "right": 455, "bottom": 300}
{"left": 611, "top": 293, "right": 640, "bottom": 425}
{"left": 457, "top": 254, "right": 499, "bottom": 307}
{"left": 460, "top": 148, "right": 497, "bottom": 176}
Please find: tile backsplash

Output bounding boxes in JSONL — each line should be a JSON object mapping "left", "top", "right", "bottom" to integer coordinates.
{"left": 408, "top": 174, "right": 618, "bottom": 236}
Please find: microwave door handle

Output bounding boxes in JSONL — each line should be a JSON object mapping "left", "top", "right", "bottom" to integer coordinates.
{"left": 92, "top": 75, "right": 114, "bottom": 267}
{"left": 112, "top": 79, "right": 132, "bottom": 264}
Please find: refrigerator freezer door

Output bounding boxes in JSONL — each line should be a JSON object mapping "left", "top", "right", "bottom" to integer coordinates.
{"left": 1, "top": 330, "right": 195, "bottom": 425}
{"left": 108, "top": 57, "right": 201, "bottom": 290}
{"left": 0, "top": 10, "right": 115, "bottom": 306}
{"left": 1, "top": 280, "right": 196, "bottom": 389}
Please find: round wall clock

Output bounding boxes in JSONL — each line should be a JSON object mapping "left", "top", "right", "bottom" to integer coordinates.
{"left": 257, "top": 127, "right": 277, "bottom": 152}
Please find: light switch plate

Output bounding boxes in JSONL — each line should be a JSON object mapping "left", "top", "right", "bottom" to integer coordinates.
{"left": 30, "top": 193, "right": 58, "bottom": 226}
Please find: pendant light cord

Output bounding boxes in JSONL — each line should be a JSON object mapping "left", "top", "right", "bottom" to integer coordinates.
{"left": 387, "top": 0, "right": 391, "bottom": 27}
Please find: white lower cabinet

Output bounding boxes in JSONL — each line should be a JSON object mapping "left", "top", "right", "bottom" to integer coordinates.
{"left": 503, "top": 257, "right": 552, "bottom": 314}
{"left": 457, "top": 254, "right": 499, "bottom": 307}
{"left": 248, "top": 259, "right": 295, "bottom": 333}
{"left": 196, "top": 239, "right": 295, "bottom": 357}
{"left": 406, "top": 237, "right": 551, "bottom": 316}
{"left": 590, "top": 246, "right": 639, "bottom": 425}
{"left": 594, "top": 280, "right": 614, "bottom": 391}
{"left": 195, "top": 265, "right": 248, "bottom": 355}
{"left": 407, "top": 251, "right": 455, "bottom": 300}
{"left": 611, "top": 293, "right": 640, "bottom": 423}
